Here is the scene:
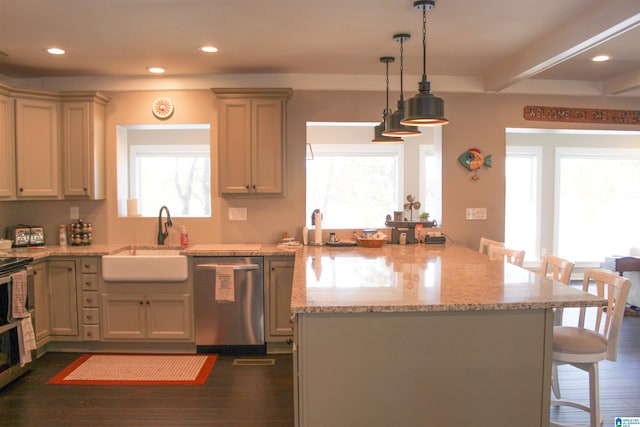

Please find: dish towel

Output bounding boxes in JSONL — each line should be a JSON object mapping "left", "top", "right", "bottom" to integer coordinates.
{"left": 11, "top": 271, "right": 36, "bottom": 367}
{"left": 215, "top": 265, "right": 235, "bottom": 303}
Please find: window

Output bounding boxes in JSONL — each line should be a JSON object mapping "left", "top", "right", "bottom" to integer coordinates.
{"left": 505, "top": 146, "right": 541, "bottom": 262}
{"left": 506, "top": 128, "right": 640, "bottom": 266}
{"left": 306, "top": 122, "right": 441, "bottom": 229}
{"left": 116, "top": 124, "right": 211, "bottom": 217}
{"left": 556, "top": 148, "right": 640, "bottom": 262}
{"left": 306, "top": 143, "right": 402, "bottom": 229}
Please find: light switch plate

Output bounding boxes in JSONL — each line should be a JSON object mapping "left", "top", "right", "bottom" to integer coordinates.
{"left": 466, "top": 207, "right": 487, "bottom": 220}
{"left": 228, "top": 207, "right": 247, "bottom": 221}
{"left": 70, "top": 206, "right": 80, "bottom": 220}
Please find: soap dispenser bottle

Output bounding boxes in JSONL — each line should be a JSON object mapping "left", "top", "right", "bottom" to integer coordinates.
{"left": 180, "top": 226, "right": 189, "bottom": 247}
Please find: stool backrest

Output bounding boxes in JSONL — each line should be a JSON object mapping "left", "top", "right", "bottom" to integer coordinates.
{"left": 540, "top": 254, "right": 574, "bottom": 285}
{"left": 479, "top": 237, "right": 504, "bottom": 255}
{"left": 488, "top": 245, "right": 525, "bottom": 267}
{"left": 578, "top": 268, "right": 631, "bottom": 361}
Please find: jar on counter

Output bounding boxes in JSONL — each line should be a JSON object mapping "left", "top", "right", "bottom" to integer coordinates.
{"left": 58, "top": 225, "right": 67, "bottom": 246}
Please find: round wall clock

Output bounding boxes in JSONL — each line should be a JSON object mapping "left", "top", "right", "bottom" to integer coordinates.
{"left": 152, "top": 97, "right": 174, "bottom": 119}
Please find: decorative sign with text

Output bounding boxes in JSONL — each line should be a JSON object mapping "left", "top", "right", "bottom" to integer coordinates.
{"left": 524, "top": 105, "right": 640, "bottom": 125}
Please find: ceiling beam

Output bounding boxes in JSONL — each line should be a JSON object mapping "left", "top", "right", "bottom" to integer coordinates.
{"left": 603, "top": 69, "right": 640, "bottom": 95}
{"left": 483, "top": 3, "right": 640, "bottom": 93}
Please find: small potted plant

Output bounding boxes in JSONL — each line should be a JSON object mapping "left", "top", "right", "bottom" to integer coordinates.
{"left": 419, "top": 212, "right": 429, "bottom": 222}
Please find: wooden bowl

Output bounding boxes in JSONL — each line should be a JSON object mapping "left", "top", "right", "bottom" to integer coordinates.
{"left": 357, "top": 238, "right": 386, "bottom": 248}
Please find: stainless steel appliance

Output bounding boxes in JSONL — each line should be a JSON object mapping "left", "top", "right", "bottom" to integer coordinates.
{"left": 193, "top": 257, "right": 265, "bottom": 355}
{"left": 0, "top": 256, "right": 35, "bottom": 389}
{"left": 6, "top": 225, "right": 45, "bottom": 247}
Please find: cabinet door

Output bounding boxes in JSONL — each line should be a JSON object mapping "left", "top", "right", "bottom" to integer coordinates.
{"left": 15, "top": 98, "right": 60, "bottom": 198}
{"left": 48, "top": 259, "right": 78, "bottom": 336}
{"left": 146, "top": 294, "right": 192, "bottom": 340}
{"left": 100, "top": 293, "right": 146, "bottom": 339}
{"left": 32, "top": 261, "right": 50, "bottom": 347}
{"left": 62, "top": 101, "right": 106, "bottom": 199}
{"left": 267, "top": 258, "right": 294, "bottom": 339}
{"left": 218, "top": 98, "right": 252, "bottom": 193}
{"left": 252, "top": 99, "right": 284, "bottom": 194}
{"left": 0, "top": 93, "right": 16, "bottom": 199}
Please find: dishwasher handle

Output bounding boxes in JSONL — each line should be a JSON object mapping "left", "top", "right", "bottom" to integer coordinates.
{"left": 196, "top": 263, "right": 260, "bottom": 271}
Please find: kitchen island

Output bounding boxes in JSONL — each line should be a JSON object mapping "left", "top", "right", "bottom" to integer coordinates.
{"left": 290, "top": 243, "right": 604, "bottom": 427}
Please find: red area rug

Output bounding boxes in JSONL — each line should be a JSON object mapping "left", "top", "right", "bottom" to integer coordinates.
{"left": 46, "top": 353, "right": 217, "bottom": 385}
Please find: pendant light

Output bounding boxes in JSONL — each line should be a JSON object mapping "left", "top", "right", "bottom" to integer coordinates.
{"left": 402, "top": 0, "right": 448, "bottom": 126}
{"left": 382, "top": 33, "right": 421, "bottom": 137}
{"left": 372, "top": 56, "right": 404, "bottom": 144}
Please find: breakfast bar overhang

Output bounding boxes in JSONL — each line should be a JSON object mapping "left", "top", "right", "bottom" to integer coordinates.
{"left": 291, "top": 243, "right": 605, "bottom": 427}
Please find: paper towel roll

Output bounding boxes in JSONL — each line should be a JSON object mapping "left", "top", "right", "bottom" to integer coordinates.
{"left": 127, "top": 198, "right": 140, "bottom": 216}
{"left": 314, "top": 211, "right": 322, "bottom": 245}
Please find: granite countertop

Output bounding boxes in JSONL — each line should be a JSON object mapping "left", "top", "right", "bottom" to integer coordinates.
{"left": 290, "top": 243, "right": 606, "bottom": 314}
{"left": 0, "top": 243, "right": 300, "bottom": 259}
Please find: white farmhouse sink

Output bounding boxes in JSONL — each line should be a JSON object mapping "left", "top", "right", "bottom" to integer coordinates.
{"left": 102, "top": 249, "right": 188, "bottom": 282}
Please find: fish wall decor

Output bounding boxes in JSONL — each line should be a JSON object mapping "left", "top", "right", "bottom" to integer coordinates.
{"left": 458, "top": 148, "right": 492, "bottom": 181}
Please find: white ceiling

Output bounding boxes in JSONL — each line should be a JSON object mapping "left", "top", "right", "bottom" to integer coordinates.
{"left": 1, "top": 0, "right": 639, "bottom": 96}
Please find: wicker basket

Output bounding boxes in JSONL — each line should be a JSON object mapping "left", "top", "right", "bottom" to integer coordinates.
{"left": 357, "top": 238, "right": 386, "bottom": 248}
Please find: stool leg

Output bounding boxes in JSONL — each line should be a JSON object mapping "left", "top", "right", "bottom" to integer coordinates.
{"left": 588, "top": 362, "right": 600, "bottom": 427}
{"left": 551, "top": 361, "right": 561, "bottom": 399}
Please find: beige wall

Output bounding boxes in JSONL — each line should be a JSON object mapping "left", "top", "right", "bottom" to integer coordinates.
{"left": 8, "top": 89, "right": 640, "bottom": 250}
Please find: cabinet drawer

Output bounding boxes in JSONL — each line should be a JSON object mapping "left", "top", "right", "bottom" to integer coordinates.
{"left": 82, "top": 291, "right": 99, "bottom": 307}
{"left": 80, "top": 257, "right": 98, "bottom": 274}
{"left": 80, "top": 274, "right": 98, "bottom": 290}
{"left": 83, "top": 325, "right": 100, "bottom": 341}
{"left": 82, "top": 308, "right": 99, "bottom": 325}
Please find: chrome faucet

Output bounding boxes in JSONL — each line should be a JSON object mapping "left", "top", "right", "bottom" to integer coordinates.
{"left": 157, "top": 206, "right": 173, "bottom": 245}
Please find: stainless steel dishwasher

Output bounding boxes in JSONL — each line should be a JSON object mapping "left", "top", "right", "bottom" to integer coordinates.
{"left": 193, "top": 257, "right": 265, "bottom": 355}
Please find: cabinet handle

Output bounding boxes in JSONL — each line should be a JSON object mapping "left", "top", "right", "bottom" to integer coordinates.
{"left": 146, "top": 301, "right": 150, "bottom": 305}
{"left": 86, "top": 331, "right": 93, "bottom": 337}
{"left": 84, "top": 264, "right": 90, "bottom": 269}
{"left": 68, "top": 267, "right": 73, "bottom": 272}
{"left": 83, "top": 187, "right": 87, "bottom": 192}
{"left": 86, "top": 314, "right": 93, "bottom": 320}
{"left": 34, "top": 270, "right": 38, "bottom": 276}
{"left": 139, "top": 301, "right": 144, "bottom": 305}
{"left": 245, "top": 185, "right": 250, "bottom": 190}
{"left": 85, "top": 281, "right": 91, "bottom": 287}
{"left": 19, "top": 187, "right": 23, "bottom": 192}
{"left": 252, "top": 185, "right": 256, "bottom": 191}
{"left": 286, "top": 338, "right": 293, "bottom": 344}
{"left": 86, "top": 298, "right": 93, "bottom": 303}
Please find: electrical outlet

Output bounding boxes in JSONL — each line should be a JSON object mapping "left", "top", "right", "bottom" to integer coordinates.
{"left": 70, "top": 206, "right": 80, "bottom": 220}
{"left": 465, "top": 208, "right": 487, "bottom": 220}
{"left": 228, "top": 207, "right": 247, "bottom": 221}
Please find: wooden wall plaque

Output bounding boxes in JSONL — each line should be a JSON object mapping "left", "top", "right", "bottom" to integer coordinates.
{"left": 524, "top": 105, "right": 640, "bottom": 125}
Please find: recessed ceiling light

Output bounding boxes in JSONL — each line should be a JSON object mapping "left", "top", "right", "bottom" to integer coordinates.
{"left": 591, "top": 55, "right": 611, "bottom": 62}
{"left": 198, "top": 45, "right": 218, "bottom": 53}
{"left": 46, "top": 47, "right": 66, "bottom": 55}
{"left": 146, "top": 67, "right": 166, "bottom": 74}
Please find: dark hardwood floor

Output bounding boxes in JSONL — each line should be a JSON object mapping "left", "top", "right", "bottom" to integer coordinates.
{"left": 0, "top": 353, "right": 294, "bottom": 426}
{"left": 1, "top": 314, "right": 638, "bottom": 426}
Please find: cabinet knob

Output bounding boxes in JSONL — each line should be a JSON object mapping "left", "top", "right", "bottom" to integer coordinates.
{"left": 68, "top": 267, "right": 73, "bottom": 272}
{"left": 84, "top": 264, "right": 90, "bottom": 269}
{"left": 85, "top": 281, "right": 91, "bottom": 287}
{"left": 19, "top": 187, "right": 23, "bottom": 192}
{"left": 86, "top": 298, "right": 93, "bottom": 303}
{"left": 139, "top": 301, "right": 144, "bottom": 305}
{"left": 286, "top": 338, "right": 293, "bottom": 344}
{"left": 252, "top": 185, "right": 256, "bottom": 191}
{"left": 86, "top": 314, "right": 93, "bottom": 320}
{"left": 245, "top": 185, "right": 250, "bottom": 190}
{"left": 86, "top": 331, "right": 93, "bottom": 337}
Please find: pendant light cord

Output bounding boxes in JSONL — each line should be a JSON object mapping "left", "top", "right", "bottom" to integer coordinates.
{"left": 421, "top": 7, "right": 427, "bottom": 81}
{"left": 399, "top": 38, "right": 405, "bottom": 102}
{"left": 385, "top": 59, "right": 391, "bottom": 116}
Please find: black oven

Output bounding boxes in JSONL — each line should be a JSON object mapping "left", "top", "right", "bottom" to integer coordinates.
{"left": 0, "top": 256, "right": 35, "bottom": 390}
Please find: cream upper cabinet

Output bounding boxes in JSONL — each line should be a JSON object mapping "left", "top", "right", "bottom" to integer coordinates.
{"left": 0, "top": 90, "right": 16, "bottom": 199}
{"left": 213, "top": 88, "right": 292, "bottom": 195}
{"left": 61, "top": 92, "right": 110, "bottom": 199}
{"left": 15, "top": 96, "right": 61, "bottom": 198}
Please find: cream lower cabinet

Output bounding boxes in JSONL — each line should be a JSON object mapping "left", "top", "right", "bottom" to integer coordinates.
{"left": 213, "top": 88, "right": 292, "bottom": 195}
{"left": 48, "top": 259, "right": 79, "bottom": 338}
{"left": 32, "top": 260, "right": 51, "bottom": 348}
{"left": 101, "top": 293, "right": 192, "bottom": 340}
{"left": 265, "top": 257, "right": 294, "bottom": 345}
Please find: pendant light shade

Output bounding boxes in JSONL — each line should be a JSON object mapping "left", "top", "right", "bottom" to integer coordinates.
{"left": 372, "top": 56, "right": 403, "bottom": 144}
{"left": 382, "top": 33, "right": 421, "bottom": 137}
{"left": 402, "top": 0, "right": 448, "bottom": 126}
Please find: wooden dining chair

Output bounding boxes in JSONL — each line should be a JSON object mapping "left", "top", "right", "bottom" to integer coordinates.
{"left": 488, "top": 245, "right": 525, "bottom": 267}
{"left": 478, "top": 237, "right": 504, "bottom": 255}
{"left": 550, "top": 268, "right": 631, "bottom": 427}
